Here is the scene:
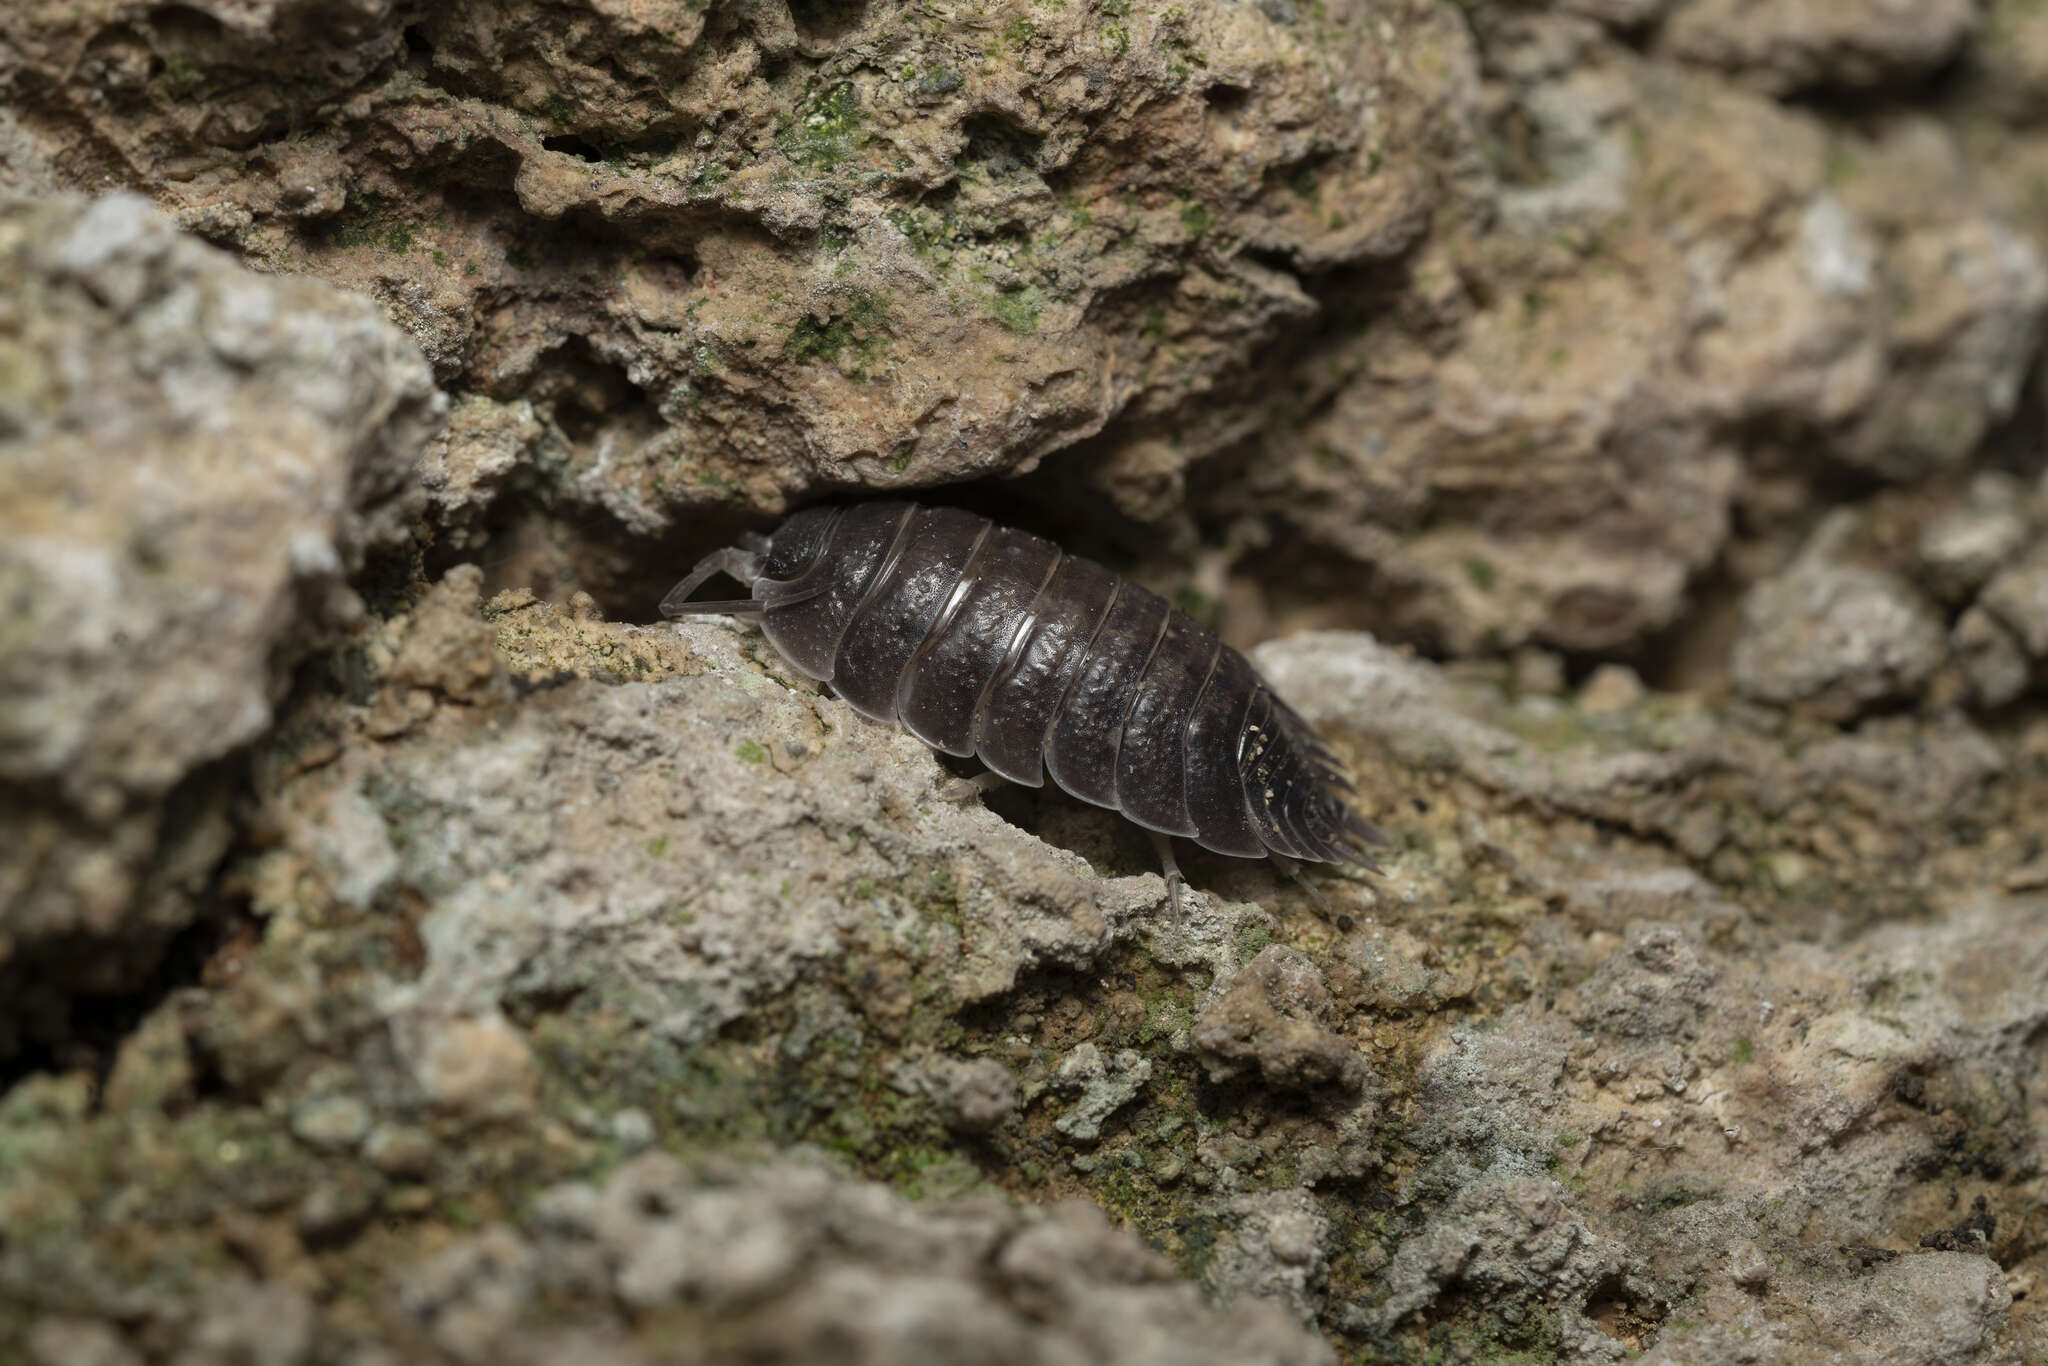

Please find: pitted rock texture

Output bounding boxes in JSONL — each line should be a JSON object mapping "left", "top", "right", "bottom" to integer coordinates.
{"left": 0, "top": 191, "right": 440, "bottom": 1052}
{"left": 1731, "top": 558, "right": 1948, "bottom": 721}
{"left": 3, "top": 598, "right": 2043, "bottom": 1365}
{"left": 6, "top": 3, "right": 2048, "bottom": 1364}
{"left": 0, "top": 0, "right": 1451, "bottom": 546}
{"left": 1982, "top": 543, "right": 2048, "bottom": 667}
{"left": 1728, "top": 488, "right": 2048, "bottom": 719}
{"left": 1256, "top": 634, "right": 2048, "bottom": 1365}
{"left": 1191, "top": 944, "right": 1371, "bottom": 1093}
{"left": 1662, "top": 0, "right": 1978, "bottom": 95}
{"left": 1255, "top": 630, "right": 2017, "bottom": 921}
{"left": 1052, "top": 1042, "right": 1153, "bottom": 1142}
{"left": 243, "top": 568, "right": 1255, "bottom": 1072}
{"left": 381, "top": 1151, "right": 1337, "bottom": 1366}
{"left": 1214, "top": 49, "right": 2046, "bottom": 654}
{"left": 8, "top": 0, "right": 2045, "bottom": 662}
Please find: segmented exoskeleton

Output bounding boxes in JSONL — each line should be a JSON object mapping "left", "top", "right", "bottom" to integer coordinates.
{"left": 662, "top": 502, "right": 1385, "bottom": 908}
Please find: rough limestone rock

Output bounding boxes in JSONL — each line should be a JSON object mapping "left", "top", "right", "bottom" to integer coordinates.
{"left": 5, "top": 3, "right": 2048, "bottom": 1364}
{"left": 1207, "top": 1187, "right": 1336, "bottom": 1329}
{"left": 1257, "top": 633, "right": 2047, "bottom": 1365}
{"left": 6, "top": 0, "right": 2043, "bottom": 659}
{"left": 1226, "top": 63, "right": 2044, "bottom": 653}
{"left": 1981, "top": 542, "right": 2048, "bottom": 666}
{"left": 1191, "top": 944, "right": 1371, "bottom": 1093}
{"left": 922, "top": 1055, "right": 1018, "bottom": 1136}
{"left": 382, "top": 1151, "right": 1337, "bottom": 1366}
{"left": 0, "top": 0, "right": 1453, "bottom": 548}
{"left": 1916, "top": 474, "right": 2034, "bottom": 605}
{"left": 1663, "top": 0, "right": 1978, "bottom": 95}
{"left": 1730, "top": 558, "right": 1949, "bottom": 721}
{"left": 1052, "top": 1042, "right": 1154, "bottom": 1142}
{"left": 1954, "top": 606, "right": 2033, "bottom": 710}
{"left": 0, "top": 192, "right": 440, "bottom": 1054}
{"left": 3, "top": 593, "right": 2040, "bottom": 1363}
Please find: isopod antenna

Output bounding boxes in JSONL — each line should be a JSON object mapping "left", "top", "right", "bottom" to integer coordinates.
{"left": 659, "top": 540, "right": 767, "bottom": 617}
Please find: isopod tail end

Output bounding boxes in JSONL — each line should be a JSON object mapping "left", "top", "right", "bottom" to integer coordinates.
{"left": 1328, "top": 809, "right": 1389, "bottom": 873}
{"left": 1342, "top": 809, "right": 1392, "bottom": 849}
{"left": 1337, "top": 839, "right": 1384, "bottom": 874}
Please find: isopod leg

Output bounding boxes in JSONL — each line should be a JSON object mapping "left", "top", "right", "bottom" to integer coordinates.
{"left": 1268, "top": 852, "right": 1329, "bottom": 911}
{"left": 1147, "top": 829, "right": 1185, "bottom": 920}
{"left": 938, "top": 771, "right": 1007, "bottom": 803}
{"left": 660, "top": 547, "right": 767, "bottom": 618}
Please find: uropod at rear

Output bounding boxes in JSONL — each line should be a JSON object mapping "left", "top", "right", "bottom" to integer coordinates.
{"left": 661, "top": 501, "right": 1387, "bottom": 910}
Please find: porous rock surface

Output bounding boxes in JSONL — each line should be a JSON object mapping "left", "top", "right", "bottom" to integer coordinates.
{"left": 387, "top": 1151, "right": 1336, "bottom": 1366}
{"left": 4, "top": 1, "right": 2048, "bottom": 1364}
{"left": 0, "top": 0, "right": 1452, "bottom": 547}
{"left": 1, "top": 567, "right": 2042, "bottom": 1363}
{"left": 0, "top": 192, "right": 440, "bottom": 1054}
{"left": 1662, "top": 0, "right": 1977, "bottom": 96}
{"left": 6, "top": 0, "right": 2045, "bottom": 656}
{"left": 1730, "top": 557, "right": 1948, "bottom": 720}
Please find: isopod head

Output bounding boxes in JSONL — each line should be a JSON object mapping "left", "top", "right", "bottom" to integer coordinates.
{"left": 758, "top": 506, "right": 840, "bottom": 587}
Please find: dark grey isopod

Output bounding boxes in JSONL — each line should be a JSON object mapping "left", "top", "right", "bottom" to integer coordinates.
{"left": 660, "top": 502, "right": 1387, "bottom": 906}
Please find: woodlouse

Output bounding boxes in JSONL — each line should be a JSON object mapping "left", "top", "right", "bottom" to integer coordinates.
{"left": 661, "top": 501, "right": 1386, "bottom": 908}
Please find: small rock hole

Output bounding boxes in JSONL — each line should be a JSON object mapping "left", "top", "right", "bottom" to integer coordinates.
{"left": 1583, "top": 1276, "right": 1663, "bottom": 1352}
{"left": 542, "top": 133, "right": 607, "bottom": 164}
{"left": 788, "top": 0, "right": 867, "bottom": 42}
{"left": 145, "top": 2, "right": 227, "bottom": 43}
{"left": 961, "top": 112, "right": 1044, "bottom": 177}
{"left": 402, "top": 23, "right": 434, "bottom": 66}
{"left": 1206, "top": 82, "right": 1251, "bottom": 115}
{"left": 540, "top": 336, "right": 656, "bottom": 449}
